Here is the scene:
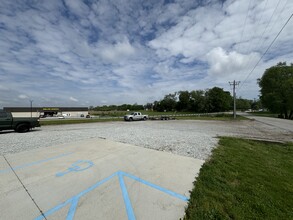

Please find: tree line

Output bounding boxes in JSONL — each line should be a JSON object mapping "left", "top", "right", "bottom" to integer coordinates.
{"left": 91, "top": 87, "right": 257, "bottom": 113}
{"left": 149, "top": 87, "right": 256, "bottom": 113}
{"left": 91, "top": 104, "right": 144, "bottom": 111}
{"left": 150, "top": 87, "right": 232, "bottom": 112}
{"left": 90, "top": 62, "right": 291, "bottom": 118}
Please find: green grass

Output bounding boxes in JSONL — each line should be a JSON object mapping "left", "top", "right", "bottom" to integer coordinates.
{"left": 40, "top": 114, "right": 247, "bottom": 126}
{"left": 175, "top": 114, "right": 248, "bottom": 121}
{"left": 184, "top": 137, "right": 293, "bottom": 220}
{"left": 89, "top": 110, "right": 195, "bottom": 117}
{"left": 39, "top": 117, "right": 121, "bottom": 126}
{"left": 90, "top": 110, "right": 248, "bottom": 119}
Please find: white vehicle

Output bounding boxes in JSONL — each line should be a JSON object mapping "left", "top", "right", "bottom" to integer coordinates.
{"left": 124, "top": 112, "right": 148, "bottom": 121}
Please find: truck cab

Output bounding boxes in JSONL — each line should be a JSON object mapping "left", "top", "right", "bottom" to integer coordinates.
{"left": 0, "top": 110, "right": 40, "bottom": 132}
{"left": 0, "top": 111, "right": 12, "bottom": 129}
{"left": 124, "top": 112, "right": 148, "bottom": 121}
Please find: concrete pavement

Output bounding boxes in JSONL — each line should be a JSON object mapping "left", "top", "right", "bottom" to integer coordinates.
{"left": 0, "top": 138, "right": 204, "bottom": 220}
{"left": 244, "top": 114, "right": 293, "bottom": 132}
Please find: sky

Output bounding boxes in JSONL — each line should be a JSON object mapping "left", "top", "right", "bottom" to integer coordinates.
{"left": 0, "top": 0, "right": 292, "bottom": 108}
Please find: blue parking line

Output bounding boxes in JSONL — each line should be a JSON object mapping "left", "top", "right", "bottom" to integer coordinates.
{"left": 118, "top": 171, "right": 136, "bottom": 220}
{"left": 34, "top": 171, "right": 188, "bottom": 220}
{"left": 121, "top": 171, "right": 188, "bottom": 201}
{"left": 34, "top": 172, "right": 118, "bottom": 220}
{"left": 67, "top": 197, "right": 79, "bottom": 220}
{"left": 35, "top": 198, "right": 73, "bottom": 220}
{"left": 0, "top": 152, "right": 73, "bottom": 174}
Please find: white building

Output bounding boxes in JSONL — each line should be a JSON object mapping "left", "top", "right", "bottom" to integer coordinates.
{"left": 3, "top": 107, "right": 89, "bottom": 118}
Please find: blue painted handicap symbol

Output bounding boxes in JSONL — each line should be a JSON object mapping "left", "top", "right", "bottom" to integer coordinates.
{"left": 56, "top": 160, "right": 94, "bottom": 177}
{"left": 36, "top": 171, "right": 188, "bottom": 220}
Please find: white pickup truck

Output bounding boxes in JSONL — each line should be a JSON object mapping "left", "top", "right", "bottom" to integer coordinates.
{"left": 124, "top": 112, "right": 148, "bottom": 121}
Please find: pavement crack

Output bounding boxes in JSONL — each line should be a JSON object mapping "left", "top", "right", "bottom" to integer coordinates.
{"left": 3, "top": 155, "right": 48, "bottom": 220}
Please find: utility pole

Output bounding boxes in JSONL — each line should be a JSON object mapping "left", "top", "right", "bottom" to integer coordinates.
{"left": 229, "top": 80, "right": 240, "bottom": 119}
{"left": 30, "top": 100, "right": 33, "bottom": 118}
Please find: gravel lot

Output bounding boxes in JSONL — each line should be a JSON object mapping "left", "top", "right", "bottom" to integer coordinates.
{"left": 1, "top": 119, "right": 292, "bottom": 160}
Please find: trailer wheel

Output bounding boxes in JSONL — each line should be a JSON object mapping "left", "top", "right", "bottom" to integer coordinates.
{"left": 16, "top": 124, "right": 30, "bottom": 133}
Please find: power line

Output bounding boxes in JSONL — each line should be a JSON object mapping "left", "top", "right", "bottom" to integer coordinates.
{"left": 240, "top": 0, "right": 269, "bottom": 55}
{"left": 266, "top": 0, "right": 289, "bottom": 40}
{"left": 239, "top": 0, "right": 282, "bottom": 82}
{"left": 238, "top": 0, "right": 252, "bottom": 51}
{"left": 251, "top": 0, "right": 283, "bottom": 53}
{"left": 239, "top": 13, "right": 293, "bottom": 91}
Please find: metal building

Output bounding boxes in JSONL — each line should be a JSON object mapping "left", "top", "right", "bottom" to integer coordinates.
{"left": 3, "top": 107, "right": 89, "bottom": 118}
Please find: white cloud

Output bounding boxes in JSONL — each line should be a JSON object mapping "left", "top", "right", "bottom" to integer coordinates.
{"left": 0, "top": 0, "right": 292, "bottom": 108}
{"left": 0, "top": 85, "right": 9, "bottom": 91}
{"left": 206, "top": 47, "right": 260, "bottom": 77}
{"left": 70, "top": 97, "right": 78, "bottom": 102}
{"left": 99, "top": 38, "right": 136, "bottom": 63}
{"left": 63, "top": 0, "right": 89, "bottom": 17}
{"left": 18, "top": 94, "right": 28, "bottom": 99}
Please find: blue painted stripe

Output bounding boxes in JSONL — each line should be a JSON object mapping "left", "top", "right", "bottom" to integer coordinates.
{"left": 0, "top": 152, "right": 74, "bottom": 174}
{"left": 34, "top": 198, "right": 73, "bottom": 220}
{"left": 75, "top": 172, "right": 118, "bottom": 198}
{"left": 34, "top": 172, "right": 118, "bottom": 220}
{"left": 67, "top": 197, "right": 79, "bottom": 220}
{"left": 118, "top": 171, "right": 136, "bottom": 220}
{"left": 34, "top": 171, "right": 188, "bottom": 219}
{"left": 56, "top": 160, "right": 94, "bottom": 177}
{"left": 121, "top": 171, "right": 188, "bottom": 201}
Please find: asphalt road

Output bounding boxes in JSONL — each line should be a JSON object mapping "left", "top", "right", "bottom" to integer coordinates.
{"left": 244, "top": 114, "right": 293, "bottom": 132}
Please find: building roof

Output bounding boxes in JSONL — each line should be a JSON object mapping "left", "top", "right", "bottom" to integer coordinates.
{"left": 3, "top": 107, "right": 88, "bottom": 112}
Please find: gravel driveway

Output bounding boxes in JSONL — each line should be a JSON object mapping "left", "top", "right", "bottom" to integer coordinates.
{"left": 1, "top": 119, "right": 292, "bottom": 160}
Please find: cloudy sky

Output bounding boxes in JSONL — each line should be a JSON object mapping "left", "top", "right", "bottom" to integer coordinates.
{"left": 0, "top": 0, "right": 292, "bottom": 108}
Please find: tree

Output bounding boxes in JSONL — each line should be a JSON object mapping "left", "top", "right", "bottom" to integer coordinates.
{"left": 236, "top": 98, "right": 252, "bottom": 111}
{"left": 251, "top": 99, "right": 262, "bottom": 111}
{"left": 144, "top": 103, "right": 153, "bottom": 111}
{"left": 153, "top": 93, "right": 177, "bottom": 112}
{"left": 190, "top": 90, "right": 206, "bottom": 113}
{"left": 176, "top": 91, "right": 191, "bottom": 111}
{"left": 205, "top": 87, "right": 232, "bottom": 112}
{"left": 258, "top": 62, "right": 293, "bottom": 119}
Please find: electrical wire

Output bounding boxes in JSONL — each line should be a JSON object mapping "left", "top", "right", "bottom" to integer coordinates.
{"left": 252, "top": 0, "right": 283, "bottom": 53}
{"left": 240, "top": 0, "right": 269, "bottom": 55}
{"left": 238, "top": 0, "right": 252, "bottom": 51}
{"left": 239, "top": 13, "right": 293, "bottom": 91}
{"left": 266, "top": 0, "right": 289, "bottom": 41}
{"left": 239, "top": 0, "right": 283, "bottom": 82}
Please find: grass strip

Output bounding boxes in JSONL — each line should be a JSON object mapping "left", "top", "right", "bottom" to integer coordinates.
{"left": 40, "top": 118, "right": 121, "bottom": 126}
{"left": 184, "top": 137, "right": 293, "bottom": 220}
{"left": 40, "top": 114, "right": 248, "bottom": 126}
{"left": 175, "top": 114, "right": 248, "bottom": 121}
